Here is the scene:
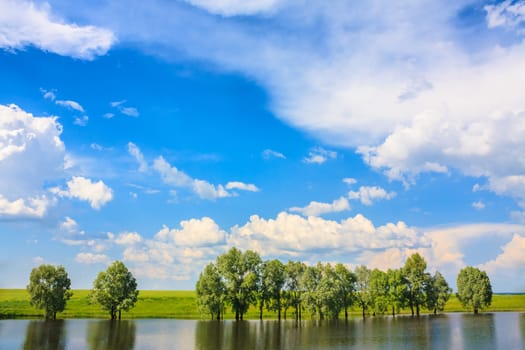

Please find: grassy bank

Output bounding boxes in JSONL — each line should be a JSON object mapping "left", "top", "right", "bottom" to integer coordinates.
{"left": 1, "top": 289, "right": 524, "bottom": 319}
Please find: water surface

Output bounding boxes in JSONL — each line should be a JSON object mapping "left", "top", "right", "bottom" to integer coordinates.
{"left": 1, "top": 313, "right": 524, "bottom": 349}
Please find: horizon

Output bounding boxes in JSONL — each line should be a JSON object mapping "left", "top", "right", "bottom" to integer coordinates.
{"left": 1, "top": 0, "right": 525, "bottom": 293}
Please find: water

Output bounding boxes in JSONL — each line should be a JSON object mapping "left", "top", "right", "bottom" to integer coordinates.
{"left": 1, "top": 313, "right": 524, "bottom": 349}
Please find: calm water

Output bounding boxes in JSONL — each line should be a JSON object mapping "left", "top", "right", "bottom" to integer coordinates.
{"left": 1, "top": 313, "right": 524, "bottom": 349}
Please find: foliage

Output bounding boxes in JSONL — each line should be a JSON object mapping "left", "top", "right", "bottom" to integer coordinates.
{"left": 90, "top": 261, "right": 139, "bottom": 320}
{"left": 334, "top": 263, "right": 356, "bottom": 319}
{"left": 283, "top": 260, "right": 305, "bottom": 320}
{"left": 27, "top": 264, "right": 72, "bottom": 320}
{"left": 386, "top": 268, "right": 407, "bottom": 316}
{"left": 456, "top": 266, "right": 493, "bottom": 314}
{"left": 369, "top": 269, "right": 389, "bottom": 315}
{"left": 426, "top": 271, "right": 452, "bottom": 314}
{"left": 196, "top": 263, "right": 225, "bottom": 320}
{"left": 354, "top": 265, "right": 372, "bottom": 318}
{"left": 261, "top": 259, "right": 286, "bottom": 319}
{"left": 403, "top": 253, "right": 429, "bottom": 316}
{"left": 217, "top": 247, "right": 262, "bottom": 320}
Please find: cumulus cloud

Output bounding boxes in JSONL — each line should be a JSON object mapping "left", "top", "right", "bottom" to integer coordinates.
{"left": 154, "top": 156, "right": 255, "bottom": 200}
{"left": 110, "top": 100, "right": 139, "bottom": 117}
{"left": 289, "top": 197, "right": 350, "bottom": 217}
{"left": 0, "top": 0, "right": 115, "bottom": 59}
{"left": 73, "top": 116, "right": 89, "bottom": 127}
{"left": 53, "top": 176, "right": 113, "bottom": 209}
{"left": 155, "top": 217, "right": 226, "bottom": 247}
{"left": 348, "top": 186, "right": 396, "bottom": 206}
{"left": 479, "top": 234, "right": 525, "bottom": 276}
{"left": 262, "top": 149, "right": 286, "bottom": 159}
{"left": 128, "top": 142, "right": 148, "bottom": 172}
{"left": 225, "top": 181, "right": 259, "bottom": 192}
{"left": 114, "top": 231, "right": 142, "bottom": 245}
{"left": 184, "top": 0, "right": 279, "bottom": 16}
{"left": 485, "top": 0, "right": 525, "bottom": 29}
{"left": 0, "top": 104, "right": 64, "bottom": 218}
{"left": 343, "top": 178, "right": 357, "bottom": 186}
{"left": 303, "top": 147, "right": 337, "bottom": 164}
{"left": 75, "top": 252, "right": 110, "bottom": 264}
{"left": 472, "top": 201, "right": 486, "bottom": 210}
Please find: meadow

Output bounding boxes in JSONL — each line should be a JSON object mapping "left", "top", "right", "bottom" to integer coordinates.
{"left": 1, "top": 289, "right": 524, "bottom": 319}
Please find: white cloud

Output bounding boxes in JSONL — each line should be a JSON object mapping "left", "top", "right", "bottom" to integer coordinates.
{"left": 0, "top": 194, "right": 50, "bottom": 218}
{"left": 485, "top": 0, "right": 525, "bottom": 29}
{"left": 155, "top": 217, "right": 226, "bottom": 247}
{"left": 75, "top": 252, "right": 110, "bottom": 264}
{"left": 110, "top": 100, "right": 139, "bottom": 117}
{"left": 0, "top": 104, "right": 65, "bottom": 218}
{"left": 73, "top": 116, "right": 89, "bottom": 126}
{"left": 289, "top": 197, "right": 350, "bottom": 217}
{"left": 55, "top": 100, "right": 85, "bottom": 113}
{"left": 184, "top": 0, "right": 279, "bottom": 16}
{"left": 114, "top": 232, "right": 142, "bottom": 245}
{"left": 348, "top": 186, "right": 396, "bottom": 206}
{"left": 153, "top": 156, "right": 232, "bottom": 200}
{"left": 33, "top": 256, "right": 45, "bottom": 265}
{"left": 343, "top": 178, "right": 357, "bottom": 186}
{"left": 225, "top": 181, "right": 259, "bottom": 192}
{"left": 103, "top": 113, "right": 114, "bottom": 119}
{"left": 479, "top": 234, "right": 525, "bottom": 274}
{"left": 262, "top": 149, "right": 286, "bottom": 159}
{"left": 53, "top": 176, "right": 113, "bottom": 209}
{"left": 0, "top": 0, "right": 115, "bottom": 59}
{"left": 303, "top": 147, "right": 337, "bottom": 164}
{"left": 472, "top": 201, "right": 486, "bottom": 210}
{"left": 60, "top": 216, "right": 79, "bottom": 233}
{"left": 127, "top": 142, "right": 148, "bottom": 172}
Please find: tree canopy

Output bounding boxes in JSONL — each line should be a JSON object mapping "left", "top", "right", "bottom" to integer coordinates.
{"left": 90, "top": 261, "right": 139, "bottom": 320}
{"left": 27, "top": 264, "right": 73, "bottom": 320}
{"left": 456, "top": 266, "right": 492, "bottom": 314}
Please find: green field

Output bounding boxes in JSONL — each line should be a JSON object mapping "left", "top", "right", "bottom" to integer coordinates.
{"left": 1, "top": 289, "right": 524, "bottom": 319}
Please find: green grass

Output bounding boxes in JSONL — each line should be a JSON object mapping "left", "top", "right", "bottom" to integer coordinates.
{"left": 1, "top": 289, "right": 523, "bottom": 319}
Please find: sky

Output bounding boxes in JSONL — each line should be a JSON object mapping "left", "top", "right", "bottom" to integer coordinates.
{"left": 1, "top": 0, "right": 525, "bottom": 292}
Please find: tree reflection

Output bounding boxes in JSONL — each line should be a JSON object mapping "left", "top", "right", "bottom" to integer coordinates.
{"left": 87, "top": 320, "right": 136, "bottom": 350}
{"left": 461, "top": 313, "right": 496, "bottom": 349}
{"left": 23, "top": 320, "right": 67, "bottom": 350}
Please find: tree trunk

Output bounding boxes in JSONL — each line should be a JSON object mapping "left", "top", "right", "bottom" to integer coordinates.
{"left": 53, "top": 311, "right": 57, "bottom": 320}
{"left": 362, "top": 306, "right": 366, "bottom": 319}
{"left": 345, "top": 306, "right": 348, "bottom": 320}
{"left": 235, "top": 310, "right": 239, "bottom": 321}
{"left": 259, "top": 303, "right": 263, "bottom": 320}
{"left": 474, "top": 307, "right": 478, "bottom": 314}
{"left": 392, "top": 306, "right": 395, "bottom": 318}
{"left": 119, "top": 309, "right": 122, "bottom": 320}
{"left": 410, "top": 302, "right": 414, "bottom": 317}
{"left": 433, "top": 308, "right": 437, "bottom": 315}
{"left": 416, "top": 304, "right": 420, "bottom": 317}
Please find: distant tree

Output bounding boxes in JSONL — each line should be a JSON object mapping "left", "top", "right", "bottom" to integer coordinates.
{"left": 369, "top": 269, "right": 389, "bottom": 315}
{"left": 456, "top": 266, "right": 492, "bottom": 314}
{"left": 425, "top": 271, "right": 452, "bottom": 314}
{"left": 403, "top": 253, "right": 429, "bottom": 316}
{"left": 354, "top": 265, "right": 372, "bottom": 318}
{"left": 386, "top": 268, "right": 407, "bottom": 317}
{"left": 261, "top": 259, "right": 286, "bottom": 320}
{"left": 196, "top": 262, "right": 226, "bottom": 320}
{"left": 283, "top": 260, "right": 305, "bottom": 320}
{"left": 334, "top": 263, "right": 356, "bottom": 320}
{"left": 217, "top": 247, "right": 262, "bottom": 320}
{"left": 27, "top": 264, "right": 72, "bottom": 320}
{"left": 91, "top": 261, "right": 139, "bottom": 320}
{"left": 301, "top": 263, "right": 324, "bottom": 319}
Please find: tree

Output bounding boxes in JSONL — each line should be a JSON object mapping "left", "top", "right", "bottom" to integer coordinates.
{"left": 403, "top": 253, "right": 429, "bottom": 316}
{"left": 217, "top": 247, "right": 262, "bottom": 320}
{"left": 369, "top": 269, "right": 389, "bottom": 316}
{"left": 283, "top": 260, "right": 305, "bottom": 320}
{"left": 196, "top": 262, "right": 226, "bottom": 320}
{"left": 27, "top": 264, "right": 72, "bottom": 320}
{"left": 261, "top": 259, "right": 286, "bottom": 320}
{"left": 386, "top": 268, "right": 407, "bottom": 317}
{"left": 301, "top": 263, "right": 324, "bottom": 319}
{"left": 354, "top": 265, "right": 372, "bottom": 318}
{"left": 91, "top": 261, "right": 139, "bottom": 320}
{"left": 334, "top": 263, "right": 356, "bottom": 320}
{"left": 456, "top": 266, "right": 492, "bottom": 314}
{"left": 425, "top": 271, "right": 452, "bottom": 314}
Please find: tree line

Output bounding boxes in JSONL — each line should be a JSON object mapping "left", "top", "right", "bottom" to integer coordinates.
{"left": 27, "top": 261, "right": 138, "bottom": 320}
{"left": 196, "top": 247, "right": 493, "bottom": 320}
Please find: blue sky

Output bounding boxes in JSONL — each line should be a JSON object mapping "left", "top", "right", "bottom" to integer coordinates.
{"left": 1, "top": 0, "right": 525, "bottom": 292}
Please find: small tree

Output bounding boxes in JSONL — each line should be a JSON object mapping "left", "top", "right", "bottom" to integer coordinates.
{"left": 425, "top": 271, "right": 452, "bottom": 314}
{"left": 91, "top": 261, "right": 139, "bottom": 320}
{"left": 261, "top": 259, "right": 286, "bottom": 320}
{"left": 196, "top": 263, "right": 226, "bottom": 320}
{"left": 456, "top": 266, "right": 492, "bottom": 314}
{"left": 354, "top": 265, "right": 372, "bottom": 319}
{"left": 403, "top": 253, "right": 429, "bottom": 316}
{"left": 27, "top": 264, "right": 72, "bottom": 320}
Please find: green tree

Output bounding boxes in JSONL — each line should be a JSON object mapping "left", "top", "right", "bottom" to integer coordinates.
{"left": 283, "top": 260, "right": 305, "bottom": 320}
{"left": 403, "top": 253, "right": 429, "bottom": 316}
{"left": 354, "top": 265, "right": 372, "bottom": 318}
{"left": 425, "top": 271, "right": 452, "bottom": 314}
{"left": 27, "top": 264, "right": 72, "bottom": 320}
{"left": 369, "top": 269, "right": 389, "bottom": 315}
{"left": 261, "top": 259, "right": 286, "bottom": 320}
{"left": 456, "top": 266, "right": 492, "bottom": 314}
{"left": 217, "top": 247, "right": 262, "bottom": 320}
{"left": 196, "top": 262, "right": 226, "bottom": 320}
{"left": 335, "top": 263, "right": 356, "bottom": 320}
{"left": 91, "top": 261, "right": 139, "bottom": 320}
{"left": 386, "top": 268, "right": 407, "bottom": 317}
{"left": 301, "top": 263, "right": 324, "bottom": 319}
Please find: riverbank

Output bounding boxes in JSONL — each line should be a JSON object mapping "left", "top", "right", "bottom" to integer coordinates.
{"left": 1, "top": 289, "right": 524, "bottom": 319}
